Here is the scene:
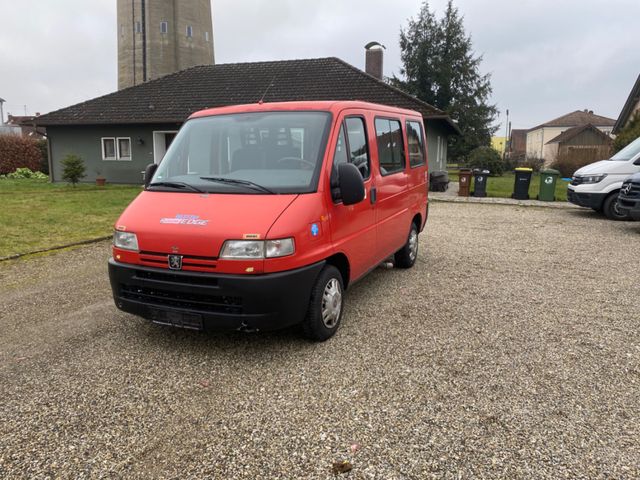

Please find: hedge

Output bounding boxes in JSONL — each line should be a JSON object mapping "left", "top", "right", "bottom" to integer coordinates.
{"left": 0, "top": 135, "right": 43, "bottom": 175}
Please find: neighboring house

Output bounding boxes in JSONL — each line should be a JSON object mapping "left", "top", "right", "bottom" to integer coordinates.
{"left": 491, "top": 136, "right": 506, "bottom": 155}
{"left": 545, "top": 124, "right": 613, "bottom": 164}
{"left": 525, "top": 110, "right": 615, "bottom": 162}
{"left": 507, "top": 129, "right": 527, "bottom": 160}
{"left": 36, "top": 57, "right": 460, "bottom": 183}
{"left": 613, "top": 73, "right": 640, "bottom": 134}
{"left": 6, "top": 114, "right": 46, "bottom": 140}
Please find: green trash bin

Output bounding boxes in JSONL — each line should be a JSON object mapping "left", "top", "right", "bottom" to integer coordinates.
{"left": 538, "top": 168, "right": 560, "bottom": 201}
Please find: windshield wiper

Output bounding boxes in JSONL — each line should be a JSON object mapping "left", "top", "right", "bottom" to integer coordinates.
{"left": 199, "top": 177, "right": 275, "bottom": 194}
{"left": 148, "top": 181, "right": 205, "bottom": 193}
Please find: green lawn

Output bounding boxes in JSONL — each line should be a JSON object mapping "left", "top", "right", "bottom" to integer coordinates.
{"left": 447, "top": 172, "right": 569, "bottom": 202}
{"left": 0, "top": 179, "right": 141, "bottom": 258}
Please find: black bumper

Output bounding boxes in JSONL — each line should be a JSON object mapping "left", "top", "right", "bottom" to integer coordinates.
{"left": 567, "top": 189, "right": 606, "bottom": 209}
{"left": 617, "top": 195, "right": 640, "bottom": 220}
{"left": 108, "top": 259, "right": 325, "bottom": 332}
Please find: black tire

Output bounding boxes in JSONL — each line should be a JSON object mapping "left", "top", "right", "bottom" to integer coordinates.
{"left": 302, "top": 265, "right": 344, "bottom": 341}
{"left": 394, "top": 222, "right": 419, "bottom": 269}
{"left": 603, "top": 192, "right": 629, "bottom": 221}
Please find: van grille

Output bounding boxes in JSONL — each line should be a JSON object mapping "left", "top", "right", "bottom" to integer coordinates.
{"left": 139, "top": 251, "right": 218, "bottom": 272}
{"left": 622, "top": 183, "right": 640, "bottom": 198}
{"left": 120, "top": 284, "right": 242, "bottom": 314}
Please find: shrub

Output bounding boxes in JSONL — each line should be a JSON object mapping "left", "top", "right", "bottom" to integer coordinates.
{"left": 5, "top": 167, "right": 48, "bottom": 179}
{"left": 614, "top": 112, "right": 640, "bottom": 153}
{"left": 61, "top": 154, "right": 86, "bottom": 186}
{"left": 36, "top": 139, "right": 49, "bottom": 175}
{"left": 0, "top": 135, "right": 42, "bottom": 175}
{"left": 517, "top": 157, "right": 545, "bottom": 172}
{"left": 466, "top": 146, "right": 506, "bottom": 176}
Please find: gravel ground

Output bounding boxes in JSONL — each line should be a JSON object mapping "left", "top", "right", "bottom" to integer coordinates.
{"left": 1, "top": 202, "right": 639, "bottom": 479}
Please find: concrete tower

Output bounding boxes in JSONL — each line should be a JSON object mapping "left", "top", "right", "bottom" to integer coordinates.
{"left": 117, "top": 0, "right": 215, "bottom": 90}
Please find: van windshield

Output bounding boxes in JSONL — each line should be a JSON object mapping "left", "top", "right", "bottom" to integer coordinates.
{"left": 150, "top": 111, "right": 331, "bottom": 194}
{"left": 609, "top": 136, "right": 640, "bottom": 161}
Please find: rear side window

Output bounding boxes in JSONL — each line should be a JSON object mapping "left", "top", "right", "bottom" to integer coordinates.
{"left": 375, "top": 118, "right": 405, "bottom": 175}
{"left": 406, "top": 121, "right": 426, "bottom": 167}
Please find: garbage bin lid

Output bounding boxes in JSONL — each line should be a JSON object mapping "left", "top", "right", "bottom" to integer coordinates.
{"left": 540, "top": 168, "right": 560, "bottom": 175}
{"left": 515, "top": 167, "right": 533, "bottom": 172}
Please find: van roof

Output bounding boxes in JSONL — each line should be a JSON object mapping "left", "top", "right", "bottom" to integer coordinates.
{"left": 189, "top": 100, "right": 423, "bottom": 120}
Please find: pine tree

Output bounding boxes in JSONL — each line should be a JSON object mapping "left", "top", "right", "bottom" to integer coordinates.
{"left": 393, "top": 1, "right": 498, "bottom": 161}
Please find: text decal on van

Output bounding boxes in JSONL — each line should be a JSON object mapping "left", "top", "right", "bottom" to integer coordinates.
{"left": 160, "top": 214, "right": 209, "bottom": 226}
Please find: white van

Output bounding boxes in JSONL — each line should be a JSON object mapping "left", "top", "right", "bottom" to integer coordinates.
{"left": 567, "top": 136, "right": 640, "bottom": 220}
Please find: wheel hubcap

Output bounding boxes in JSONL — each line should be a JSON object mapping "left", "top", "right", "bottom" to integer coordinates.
{"left": 408, "top": 229, "right": 418, "bottom": 261}
{"left": 321, "top": 278, "right": 342, "bottom": 328}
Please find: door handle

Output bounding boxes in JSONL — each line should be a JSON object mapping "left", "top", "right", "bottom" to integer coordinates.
{"left": 370, "top": 187, "right": 377, "bottom": 204}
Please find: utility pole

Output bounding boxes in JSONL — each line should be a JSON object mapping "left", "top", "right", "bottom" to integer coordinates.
{"left": 503, "top": 109, "right": 509, "bottom": 159}
{"left": 0, "top": 98, "right": 5, "bottom": 125}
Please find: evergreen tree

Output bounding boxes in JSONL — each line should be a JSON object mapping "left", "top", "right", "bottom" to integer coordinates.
{"left": 613, "top": 113, "right": 640, "bottom": 152}
{"left": 393, "top": 1, "right": 498, "bottom": 161}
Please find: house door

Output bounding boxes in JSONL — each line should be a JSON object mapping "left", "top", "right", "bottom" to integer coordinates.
{"left": 153, "top": 131, "right": 178, "bottom": 164}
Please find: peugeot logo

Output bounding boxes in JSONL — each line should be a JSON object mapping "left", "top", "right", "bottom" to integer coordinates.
{"left": 622, "top": 183, "right": 632, "bottom": 196}
{"left": 168, "top": 255, "right": 183, "bottom": 270}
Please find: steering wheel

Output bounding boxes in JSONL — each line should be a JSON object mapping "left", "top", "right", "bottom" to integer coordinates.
{"left": 277, "top": 157, "right": 315, "bottom": 169}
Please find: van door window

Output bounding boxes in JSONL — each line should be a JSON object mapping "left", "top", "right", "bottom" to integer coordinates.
{"left": 375, "top": 118, "right": 405, "bottom": 175}
{"left": 331, "top": 125, "right": 349, "bottom": 200}
{"left": 406, "top": 121, "right": 426, "bottom": 167}
{"left": 345, "top": 117, "right": 370, "bottom": 179}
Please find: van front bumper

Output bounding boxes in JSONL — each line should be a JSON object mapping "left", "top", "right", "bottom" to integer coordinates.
{"left": 567, "top": 188, "right": 606, "bottom": 209}
{"left": 108, "top": 259, "right": 325, "bottom": 332}
{"left": 617, "top": 195, "right": 640, "bottom": 220}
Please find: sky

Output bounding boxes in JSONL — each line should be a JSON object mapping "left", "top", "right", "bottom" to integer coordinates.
{"left": 1, "top": 0, "right": 639, "bottom": 131}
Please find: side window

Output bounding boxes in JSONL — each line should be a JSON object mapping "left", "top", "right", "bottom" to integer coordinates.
{"left": 345, "top": 117, "right": 370, "bottom": 179}
{"left": 375, "top": 118, "right": 405, "bottom": 175}
{"left": 330, "top": 126, "right": 349, "bottom": 199}
{"left": 407, "top": 121, "right": 426, "bottom": 167}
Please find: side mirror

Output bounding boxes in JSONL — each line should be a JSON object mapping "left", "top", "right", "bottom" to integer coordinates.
{"left": 144, "top": 163, "right": 158, "bottom": 188}
{"left": 338, "top": 163, "right": 365, "bottom": 206}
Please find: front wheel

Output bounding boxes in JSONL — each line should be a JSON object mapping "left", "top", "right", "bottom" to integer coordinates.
{"left": 302, "top": 265, "right": 344, "bottom": 341}
{"left": 394, "top": 222, "right": 419, "bottom": 268}
{"left": 603, "top": 192, "right": 629, "bottom": 221}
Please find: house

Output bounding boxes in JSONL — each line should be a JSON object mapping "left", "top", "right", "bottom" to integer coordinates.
{"left": 491, "top": 136, "right": 506, "bottom": 154}
{"left": 6, "top": 114, "right": 46, "bottom": 140}
{"left": 36, "top": 57, "right": 460, "bottom": 184}
{"left": 507, "top": 129, "right": 527, "bottom": 160}
{"left": 613, "top": 73, "right": 640, "bottom": 134}
{"left": 545, "top": 124, "right": 613, "bottom": 164}
{"left": 525, "top": 110, "right": 615, "bottom": 162}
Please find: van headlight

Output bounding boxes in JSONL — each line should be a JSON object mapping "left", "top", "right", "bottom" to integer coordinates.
{"left": 578, "top": 174, "right": 607, "bottom": 184}
{"left": 220, "top": 238, "right": 295, "bottom": 259}
{"left": 113, "top": 231, "right": 139, "bottom": 251}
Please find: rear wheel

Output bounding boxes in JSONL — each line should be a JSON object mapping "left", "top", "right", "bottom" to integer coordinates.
{"left": 394, "top": 222, "right": 419, "bottom": 268}
{"left": 302, "top": 265, "right": 344, "bottom": 341}
{"left": 603, "top": 192, "right": 629, "bottom": 221}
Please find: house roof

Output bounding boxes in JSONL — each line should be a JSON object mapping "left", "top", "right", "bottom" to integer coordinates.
{"left": 530, "top": 110, "right": 616, "bottom": 131}
{"left": 613, "top": 73, "right": 640, "bottom": 134}
{"left": 546, "top": 123, "right": 613, "bottom": 144}
{"left": 36, "top": 57, "right": 460, "bottom": 134}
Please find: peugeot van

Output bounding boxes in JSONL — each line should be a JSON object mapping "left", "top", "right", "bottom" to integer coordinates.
{"left": 108, "top": 101, "right": 429, "bottom": 341}
{"left": 567, "top": 136, "right": 640, "bottom": 220}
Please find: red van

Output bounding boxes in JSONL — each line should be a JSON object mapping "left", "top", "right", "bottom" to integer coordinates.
{"left": 108, "top": 101, "right": 429, "bottom": 341}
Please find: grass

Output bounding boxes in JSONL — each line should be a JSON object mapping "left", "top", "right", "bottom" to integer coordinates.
{"left": 0, "top": 179, "right": 141, "bottom": 258}
{"left": 447, "top": 172, "right": 569, "bottom": 202}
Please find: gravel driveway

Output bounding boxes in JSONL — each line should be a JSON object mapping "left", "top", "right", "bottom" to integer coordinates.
{"left": 1, "top": 202, "right": 639, "bottom": 479}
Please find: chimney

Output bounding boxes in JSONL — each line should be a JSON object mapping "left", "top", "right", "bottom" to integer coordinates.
{"left": 365, "top": 42, "right": 386, "bottom": 80}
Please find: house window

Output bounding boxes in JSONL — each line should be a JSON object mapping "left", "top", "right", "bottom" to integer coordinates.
{"left": 186, "top": 25, "right": 193, "bottom": 38}
{"left": 160, "top": 21, "right": 168, "bottom": 34}
{"left": 102, "top": 137, "right": 132, "bottom": 161}
{"left": 205, "top": 31, "right": 210, "bottom": 42}
{"left": 406, "top": 120, "right": 426, "bottom": 167}
{"left": 118, "top": 138, "right": 132, "bottom": 160}
{"left": 135, "top": 21, "right": 142, "bottom": 34}
{"left": 102, "top": 138, "right": 116, "bottom": 160}
{"left": 120, "top": 24, "right": 125, "bottom": 37}
{"left": 375, "top": 117, "right": 405, "bottom": 175}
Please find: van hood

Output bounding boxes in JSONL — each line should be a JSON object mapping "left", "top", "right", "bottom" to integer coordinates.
{"left": 574, "top": 159, "right": 636, "bottom": 176}
{"left": 116, "top": 192, "right": 298, "bottom": 257}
